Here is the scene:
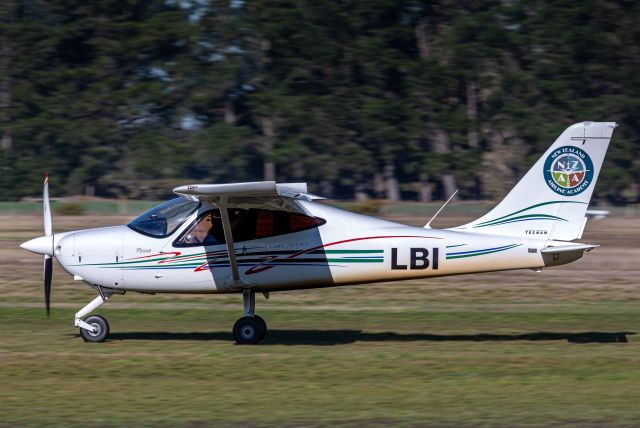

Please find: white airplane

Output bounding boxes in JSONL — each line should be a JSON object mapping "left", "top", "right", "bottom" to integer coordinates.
{"left": 21, "top": 121, "right": 617, "bottom": 344}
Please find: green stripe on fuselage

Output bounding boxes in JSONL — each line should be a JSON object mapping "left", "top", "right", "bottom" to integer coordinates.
{"left": 446, "top": 245, "right": 520, "bottom": 259}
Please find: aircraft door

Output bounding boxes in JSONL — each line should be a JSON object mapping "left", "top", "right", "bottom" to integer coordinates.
{"left": 155, "top": 210, "right": 221, "bottom": 292}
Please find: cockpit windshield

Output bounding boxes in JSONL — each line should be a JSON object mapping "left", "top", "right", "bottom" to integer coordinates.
{"left": 128, "top": 198, "right": 200, "bottom": 238}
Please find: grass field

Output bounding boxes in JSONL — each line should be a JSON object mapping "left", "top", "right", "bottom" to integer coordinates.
{"left": 1, "top": 210, "right": 640, "bottom": 427}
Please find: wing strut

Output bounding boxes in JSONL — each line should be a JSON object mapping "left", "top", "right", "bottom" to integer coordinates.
{"left": 218, "top": 196, "right": 242, "bottom": 288}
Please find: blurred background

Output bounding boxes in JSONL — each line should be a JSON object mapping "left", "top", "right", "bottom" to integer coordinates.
{"left": 2, "top": 3, "right": 640, "bottom": 427}
{"left": 1, "top": 0, "right": 639, "bottom": 205}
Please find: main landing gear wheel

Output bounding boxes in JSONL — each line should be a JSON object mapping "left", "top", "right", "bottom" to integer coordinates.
{"left": 234, "top": 289, "right": 268, "bottom": 344}
{"left": 233, "top": 316, "right": 264, "bottom": 345}
{"left": 254, "top": 314, "right": 268, "bottom": 335}
{"left": 79, "top": 314, "right": 110, "bottom": 343}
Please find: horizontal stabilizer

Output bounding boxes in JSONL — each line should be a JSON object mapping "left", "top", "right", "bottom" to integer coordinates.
{"left": 541, "top": 242, "right": 598, "bottom": 267}
{"left": 541, "top": 243, "right": 599, "bottom": 253}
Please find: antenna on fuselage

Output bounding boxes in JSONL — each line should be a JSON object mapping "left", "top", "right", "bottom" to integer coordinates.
{"left": 424, "top": 189, "right": 458, "bottom": 229}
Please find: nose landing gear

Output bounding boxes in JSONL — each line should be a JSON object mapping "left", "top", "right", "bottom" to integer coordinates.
{"left": 233, "top": 289, "right": 268, "bottom": 345}
{"left": 75, "top": 286, "right": 118, "bottom": 343}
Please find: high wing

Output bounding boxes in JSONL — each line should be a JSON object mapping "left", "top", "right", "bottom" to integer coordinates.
{"left": 173, "top": 181, "right": 324, "bottom": 289}
{"left": 174, "top": 181, "right": 323, "bottom": 207}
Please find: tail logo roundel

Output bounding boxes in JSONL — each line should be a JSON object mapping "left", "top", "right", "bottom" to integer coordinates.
{"left": 543, "top": 146, "right": 594, "bottom": 196}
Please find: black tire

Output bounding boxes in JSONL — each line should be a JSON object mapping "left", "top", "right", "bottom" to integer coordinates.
{"left": 79, "top": 315, "right": 110, "bottom": 343}
{"left": 254, "top": 315, "right": 268, "bottom": 337}
{"left": 233, "top": 316, "right": 264, "bottom": 345}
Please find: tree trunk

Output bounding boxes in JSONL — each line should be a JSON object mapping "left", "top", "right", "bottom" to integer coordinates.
{"left": 373, "top": 172, "right": 384, "bottom": 199}
{"left": 319, "top": 180, "right": 334, "bottom": 199}
{"left": 479, "top": 127, "right": 521, "bottom": 199}
{"left": 292, "top": 158, "right": 304, "bottom": 180}
{"left": 466, "top": 79, "right": 478, "bottom": 148}
{"left": 419, "top": 175, "right": 433, "bottom": 203}
{"left": 432, "top": 129, "right": 457, "bottom": 199}
{"left": 351, "top": 173, "right": 369, "bottom": 201}
{"left": 440, "top": 175, "right": 457, "bottom": 200}
{"left": 414, "top": 17, "right": 456, "bottom": 201}
{"left": 414, "top": 17, "right": 429, "bottom": 59}
{"left": 383, "top": 161, "right": 400, "bottom": 202}
{"left": 354, "top": 181, "right": 368, "bottom": 202}
{"left": 0, "top": 0, "right": 12, "bottom": 151}
{"left": 223, "top": 98, "right": 236, "bottom": 125}
{"left": 261, "top": 117, "right": 275, "bottom": 181}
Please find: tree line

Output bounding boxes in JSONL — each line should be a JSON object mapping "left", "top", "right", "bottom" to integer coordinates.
{"left": 1, "top": 0, "right": 639, "bottom": 203}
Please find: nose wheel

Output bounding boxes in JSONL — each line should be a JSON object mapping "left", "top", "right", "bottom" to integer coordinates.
{"left": 233, "top": 290, "right": 268, "bottom": 344}
{"left": 79, "top": 314, "right": 110, "bottom": 342}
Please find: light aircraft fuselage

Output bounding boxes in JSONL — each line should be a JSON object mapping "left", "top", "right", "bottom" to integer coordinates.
{"left": 20, "top": 121, "right": 618, "bottom": 344}
{"left": 53, "top": 201, "right": 573, "bottom": 294}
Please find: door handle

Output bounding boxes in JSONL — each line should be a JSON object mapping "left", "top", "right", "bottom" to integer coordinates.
{"left": 154, "top": 273, "right": 163, "bottom": 279}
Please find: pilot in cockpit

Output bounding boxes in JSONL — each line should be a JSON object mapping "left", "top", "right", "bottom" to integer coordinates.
{"left": 183, "top": 212, "right": 216, "bottom": 244}
{"left": 181, "top": 209, "right": 248, "bottom": 245}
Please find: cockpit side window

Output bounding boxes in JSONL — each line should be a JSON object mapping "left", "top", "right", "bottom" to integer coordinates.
{"left": 127, "top": 198, "right": 200, "bottom": 238}
{"left": 175, "top": 209, "right": 224, "bottom": 246}
{"left": 174, "top": 208, "right": 326, "bottom": 247}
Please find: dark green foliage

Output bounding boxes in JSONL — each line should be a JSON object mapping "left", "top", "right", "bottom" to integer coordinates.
{"left": 1, "top": 0, "right": 639, "bottom": 202}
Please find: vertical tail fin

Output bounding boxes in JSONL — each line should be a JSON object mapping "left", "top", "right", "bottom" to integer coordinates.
{"left": 456, "top": 122, "right": 617, "bottom": 241}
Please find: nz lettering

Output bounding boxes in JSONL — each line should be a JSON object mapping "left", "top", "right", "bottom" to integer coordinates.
{"left": 391, "top": 248, "right": 439, "bottom": 270}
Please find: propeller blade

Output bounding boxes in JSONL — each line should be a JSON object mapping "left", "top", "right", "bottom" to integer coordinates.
{"left": 43, "top": 172, "right": 52, "bottom": 237}
{"left": 44, "top": 255, "right": 52, "bottom": 317}
{"left": 43, "top": 173, "right": 53, "bottom": 317}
